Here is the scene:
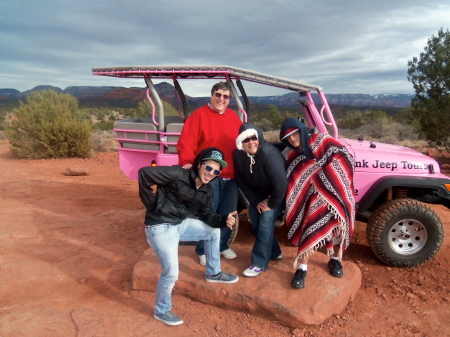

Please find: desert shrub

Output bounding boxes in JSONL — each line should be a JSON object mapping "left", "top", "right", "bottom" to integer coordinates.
{"left": 262, "top": 130, "right": 281, "bottom": 142}
{"left": 377, "top": 135, "right": 399, "bottom": 145}
{"left": 0, "top": 112, "right": 6, "bottom": 131}
{"left": 338, "top": 110, "right": 364, "bottom": 129}
{"left": 340, "top": 119, "right": 419, "bottom": 144}
{"left": 93, "top": 119, "right": 115, "bottom": 131}
{"left": 353, "top": 116, "right": 390, "bottom": 139}
{"left": 253, "top": 118, "right": 273, "bottom": 132}
{"left": 363, "top": 110, "right": 391, "bottom": 124}
{"left": 133, "top": 99, "right": 179, "bottom": 118}
{"left": 92, "top": 130, "right": 117, "bottom": 152}
{"left": 249, "top": 105, "right": 298, "bottom": 131}
{"left": 5, "top": 90, "right": 93, "bottom": 159}
{"left": 395, "top": 123, "right": 419, "bottom": 141}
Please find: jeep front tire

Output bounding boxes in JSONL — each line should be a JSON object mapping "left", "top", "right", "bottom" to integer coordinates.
{"left": 367, "top": 198, "right": 444, "bottom": 267}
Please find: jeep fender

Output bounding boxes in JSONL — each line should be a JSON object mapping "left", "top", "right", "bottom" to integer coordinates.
{"left": 357, "top": 175, "right": 450, "bottom": 212}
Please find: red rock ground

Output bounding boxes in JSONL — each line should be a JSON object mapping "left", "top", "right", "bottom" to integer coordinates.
{"left": 1, "top": 140, "right": 449, "bottom": 337}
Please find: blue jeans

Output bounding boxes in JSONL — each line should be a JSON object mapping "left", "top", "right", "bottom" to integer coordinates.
{"left": 145, "top": 218, "right": 221, "bottom": 315}
{"left": 196, "top": 178, "right": 239, "bottom": 255}
{"left": 248, "top": 200, "right": 284, "bottom": 270}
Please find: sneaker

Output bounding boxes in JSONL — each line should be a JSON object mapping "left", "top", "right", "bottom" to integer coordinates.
{"left": 291, "top": 269, "right": 307, "bottom": 289}
{"left": 205, "top": 271, "right": 239, "bottom": 284}
{"left": 243, "top": 265, "right": 264, "bottom": 277}
{"left": 199, "top": 254, "right": 206, "bottom": 267}
{"left": 272, "top": 253, "right": 283, "bottom": 261}
{"left": 328, "top": 259, "right": 344, "bottom": 278}
{"left": 220, "top": 248, "right": 237, "bottom": 259}
{"left": 154, "top": 311, "right": 184, "bottom": 326}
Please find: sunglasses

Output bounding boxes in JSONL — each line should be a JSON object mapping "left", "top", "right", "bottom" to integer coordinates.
{"left": 243, "top": 135, "right": 258, "bottom": 143}
{"left": 214, "top": 92, "right": 230, "bottom": 100}
{"left": 201, "top": 162, "right": 221, "bottom": 176}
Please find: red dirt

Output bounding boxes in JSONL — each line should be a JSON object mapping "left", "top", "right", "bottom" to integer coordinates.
{"left": 1, "top": 140, "right": 449, "bottom": 337}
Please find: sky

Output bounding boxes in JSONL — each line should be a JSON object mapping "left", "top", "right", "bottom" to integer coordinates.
{"left": 1, "top": 0, "right": 449, "bottom": 97}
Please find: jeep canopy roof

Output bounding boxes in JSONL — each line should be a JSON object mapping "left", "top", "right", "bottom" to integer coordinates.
{"left": 91, "top": 65, "right": 322, "bottom": 92}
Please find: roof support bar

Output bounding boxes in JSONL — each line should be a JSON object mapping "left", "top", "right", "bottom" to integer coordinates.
{"left": 144, "top": 75, "right": 165, "bottom": 131}
{"left": 236, "top": 78, "right": 250, "bottom": 116}
{"left": 225, "top": 75, "right": 247, "bottom": 122}
{"left": 172, "top": 77, "right": 188, "bottom": 120}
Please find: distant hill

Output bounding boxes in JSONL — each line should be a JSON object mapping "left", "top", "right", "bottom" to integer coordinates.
{"left": 249, "top": 92, "right": 413, "bottom": 108}
{"left": 0, "top": 83, "right": 414, "bottom": 108}
{"left": 0, "top": 88, "right": 21, "bottom": 99}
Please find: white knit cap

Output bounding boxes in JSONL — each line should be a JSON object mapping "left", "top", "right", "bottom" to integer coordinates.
{"left": 236, "top": 128, "right": 258, "bottom": 150}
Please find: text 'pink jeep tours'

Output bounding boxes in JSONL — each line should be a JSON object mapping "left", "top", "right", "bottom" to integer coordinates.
{"left": 92, "top": 65, "right": 449, "bottom": 268}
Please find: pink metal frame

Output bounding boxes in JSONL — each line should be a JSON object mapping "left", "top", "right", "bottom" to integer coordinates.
{"left": 92, "top": 67, "right": 318, "bottom": 92}
{"left": 92, "top": 68, "right": 234, "bottom": 79}
{"left": 145, "top": 89, "right": 158, "bottom": 126}
{"left": 114, "top": 128, "right": 180, "bottom": 153}
{"left": 101, "top": 67, "right": 330, "bottom": 179}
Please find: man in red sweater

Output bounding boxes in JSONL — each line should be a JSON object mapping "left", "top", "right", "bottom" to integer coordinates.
{"left": 177, "top": 82, "right": 243, "bottom": 265}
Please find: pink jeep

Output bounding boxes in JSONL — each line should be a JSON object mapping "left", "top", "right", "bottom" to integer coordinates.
{"left": 92, "top": 65, "right": 449, "bottom": 268}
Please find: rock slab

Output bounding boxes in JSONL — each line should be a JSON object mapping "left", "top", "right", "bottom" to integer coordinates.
{"left": 132, "top": 245, "right": 361, "bottom": 328}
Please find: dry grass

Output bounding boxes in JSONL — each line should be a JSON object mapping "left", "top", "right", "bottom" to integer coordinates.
{"left": 263, "top": 130, "right": 281, "bottom": 142}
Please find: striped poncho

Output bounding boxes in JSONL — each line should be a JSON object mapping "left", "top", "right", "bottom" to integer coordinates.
{"left": 285, "top": 133, "right": 356, "bottom": 268}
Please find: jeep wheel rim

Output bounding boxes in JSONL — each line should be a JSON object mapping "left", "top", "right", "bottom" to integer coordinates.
{"left": 387, "top": 219, "right": 428, "bottom": 255}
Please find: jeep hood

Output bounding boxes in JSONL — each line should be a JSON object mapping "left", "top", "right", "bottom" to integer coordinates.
{"left": 340, "top": 138, "right": 440, "bottom": 175}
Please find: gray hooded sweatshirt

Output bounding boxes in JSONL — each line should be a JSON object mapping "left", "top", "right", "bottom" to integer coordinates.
{"left": 233, "top": 123, "right": 287, "bottom": 209}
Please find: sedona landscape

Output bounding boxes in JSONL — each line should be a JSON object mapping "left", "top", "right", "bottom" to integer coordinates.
{"left": 1, "top": 81, "right": 450, "bottom": 337}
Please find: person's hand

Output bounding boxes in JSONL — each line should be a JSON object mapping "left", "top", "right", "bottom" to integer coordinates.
{"left": 257, "top": 199, "right": 271, "bottom": 213}
{"left": 182, "top": 164, "right": 192, "bottom": 169}
{"left": 226, "top": 211, "right": 238, "bottom": 229}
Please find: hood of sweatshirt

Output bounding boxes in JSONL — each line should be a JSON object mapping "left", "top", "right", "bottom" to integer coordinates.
{"left": 235, "top": 123, "right": 266, "bottom": 173}
{"left": 236, "top": 122, "right": 266, "bottom": 152}
{"left": 279, "top": 117, "right": 314, "bottom": 159}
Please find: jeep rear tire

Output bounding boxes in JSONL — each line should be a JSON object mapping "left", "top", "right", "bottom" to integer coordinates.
{"left": 367, "top": 198, "right": 444, "bottom": 267}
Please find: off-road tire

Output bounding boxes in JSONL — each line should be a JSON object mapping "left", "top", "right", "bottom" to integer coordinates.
{"left": 227, "top": 214, "right": 239, "bottom": 245}
{"left": 367, "top": 198, "right": 444, "bottom": 267}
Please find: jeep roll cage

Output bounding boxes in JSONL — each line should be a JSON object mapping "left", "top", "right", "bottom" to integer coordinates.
{"left": 92, "top": 65, "right": 338, "bottom": 137}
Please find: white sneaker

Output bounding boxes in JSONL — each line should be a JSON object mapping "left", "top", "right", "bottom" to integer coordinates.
{"left": 199, "top": 255, "right": 206, "bottom": 266}
{"left": 243, "top": 265, "right": 264, "bottom": 277}
{"left": 220, "top": 248, "right": 237, "bottom": 259}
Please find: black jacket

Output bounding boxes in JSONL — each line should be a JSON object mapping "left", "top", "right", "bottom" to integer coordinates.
{"left": 234, "top": 123, "right": 287, "bottom": 209}
{"left": 138, "top": 165, "right": 228, "bottom": 227}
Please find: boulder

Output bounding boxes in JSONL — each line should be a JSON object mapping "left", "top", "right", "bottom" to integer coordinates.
{"left": 131, "top": 245, "right": 361, "bottom": 328}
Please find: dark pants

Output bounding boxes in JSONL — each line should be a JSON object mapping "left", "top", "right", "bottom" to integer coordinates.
{"left": 195, "top": 177, "right": 239, "bottom": 255}
{"left": 248, "top": 200, "right": 284, "bottom": 270}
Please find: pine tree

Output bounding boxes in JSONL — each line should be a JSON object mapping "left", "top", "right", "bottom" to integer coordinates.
{"left": 407, "top": 28, "right": 450, "bottom": 149}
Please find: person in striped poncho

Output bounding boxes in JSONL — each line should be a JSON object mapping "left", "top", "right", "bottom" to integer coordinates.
{"left": 279, "top": 117, "right": 356, "bottom": 289}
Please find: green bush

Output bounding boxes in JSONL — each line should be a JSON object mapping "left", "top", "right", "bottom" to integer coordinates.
{"left": 5, "top": 90, "right": 93, "bottom": 159}
{"left": 338, "top": 110, "right": 364, "bottom": 129}
{"left": 133, "top": 99, "right": 181, "bottom": 118}
{"left": 93, "top": 119, "right": 115, "bottom": 131}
